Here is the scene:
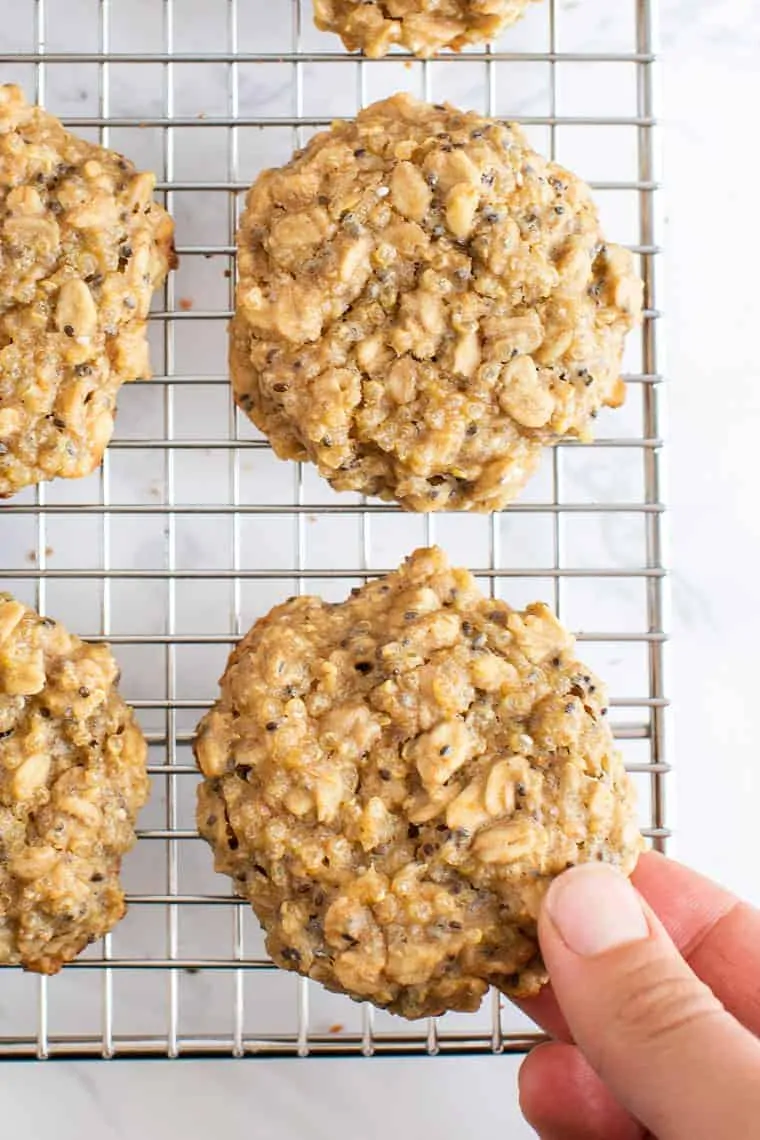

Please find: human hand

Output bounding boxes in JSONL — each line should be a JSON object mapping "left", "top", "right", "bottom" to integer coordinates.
{"left": 518, "top": 851, "right": 760, "bottom": 1139}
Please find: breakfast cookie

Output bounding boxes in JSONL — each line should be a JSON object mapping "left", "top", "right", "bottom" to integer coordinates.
{"left": 232, "top": 94, "right": 642, "bottom": 512}
{"left": 0, "top": 595, "right": 149, "bottom": 973}
{"left": 0, "top": 84, "right": 175, "bottom": 498}
{"left": 195, "top": 547, "right": 642, "bottom": 1018}
{"left": 313, "top": 0, "right": 538, "bottom": 58}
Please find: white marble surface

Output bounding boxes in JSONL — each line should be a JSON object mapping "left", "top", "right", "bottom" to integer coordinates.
{"left": 1, "top": 0, "right": 760, "bottom": 1134}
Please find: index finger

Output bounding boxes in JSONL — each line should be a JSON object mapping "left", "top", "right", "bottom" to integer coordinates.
{"left": 517, "top": 850, "right": 760, "bottom": 1039}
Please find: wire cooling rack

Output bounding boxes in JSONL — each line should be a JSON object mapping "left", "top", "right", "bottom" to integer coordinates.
{"left": 0, "top": 0, "right": 667, "bottom": 1059}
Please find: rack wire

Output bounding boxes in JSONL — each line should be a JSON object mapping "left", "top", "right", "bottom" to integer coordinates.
{"left": 0, "top": 0, "right": 667, "bottom": 1059}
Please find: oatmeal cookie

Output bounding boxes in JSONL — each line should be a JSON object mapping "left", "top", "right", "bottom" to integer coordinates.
{"left": 195, "top": 547, "right": 641, "bottom": 1019}
{"left": 0, "top": 84, "right": 175, "bottom": 498}
{"left": 232, "top": 94, "right": 642, "bottom": 513}
{"left": 0, "top": 595, "right": 149, "bottom": 973}
{"left": 314, "top": 0, "right": 538, "bottom": 58}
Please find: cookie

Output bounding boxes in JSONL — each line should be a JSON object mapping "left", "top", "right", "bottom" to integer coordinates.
{"left": 194, "top": 547, "right": 641, "bottom": 1019}
{"left": 232, "top": 94, "right": 642, "bottom": 513}
{"left": 0, "top": 84, "right": 175, "bottom": 498}
{"left": 0, "top": 595, "right": 149, "bottom": 973}
{"left": 314, "top": 0, "right": 538, "bottom": 58}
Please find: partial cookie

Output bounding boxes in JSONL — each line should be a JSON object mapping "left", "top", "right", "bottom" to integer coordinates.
{"left": 195, "top": 547, "right": 642, "bottom": 1019}
{"left": 233, "top": 94, "right": 642, "bottom": 512}
{"left": 314, "top": 0, "right": 538, "bottom": 58}
{"left": 0, "top": 595, "right": 149, "bottom": 973}
{"left": 0, "top": 84, "right": 175, "bottom": 498}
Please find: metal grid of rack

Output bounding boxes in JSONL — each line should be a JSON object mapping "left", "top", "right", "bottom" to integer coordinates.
{"left": 0, "top": 0, "right": 667, "bottom": 1059}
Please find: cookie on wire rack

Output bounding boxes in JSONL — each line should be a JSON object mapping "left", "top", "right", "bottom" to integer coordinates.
{"left": 231, "top": 93, "right": 642, "bottom": 513}
{"left": 194, "top": 547, "right": 642, "bottom": 1019}
{"left": 313, "top": 0, "right": 540, "bottom": 58}
{"left": 0, "top": 84, "right": 175, "bottom": 498}
{"left": 0, "top": 595, "right": 149, "bottom": 973}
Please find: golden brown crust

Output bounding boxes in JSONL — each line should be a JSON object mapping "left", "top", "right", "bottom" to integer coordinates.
{"left": 232, "top": 94, "right": 642, "bottom": 512}
{"left": 314, "top": 0, "right": 539, "bottom": 58}
{"left": 194, "top": 547, "right": 642, "bottom": 1019}
{"left": 0, "top": 595, "right": 149, "bottom": 973}
{"left": 0, "top": 84, "right": 175, "bottom": 498}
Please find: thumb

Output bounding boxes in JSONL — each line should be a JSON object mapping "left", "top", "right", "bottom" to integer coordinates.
{"left": 539, "top": 862, "right": 760, "bottom": 1140}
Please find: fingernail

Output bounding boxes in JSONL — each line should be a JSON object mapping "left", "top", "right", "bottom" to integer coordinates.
{"left": 545, "top": 863, "right": 649, "bottom": 957}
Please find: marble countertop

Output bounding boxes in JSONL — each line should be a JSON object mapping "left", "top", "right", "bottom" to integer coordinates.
{"left": 1, "top": 0, "right": 760, "bottom": 1134}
